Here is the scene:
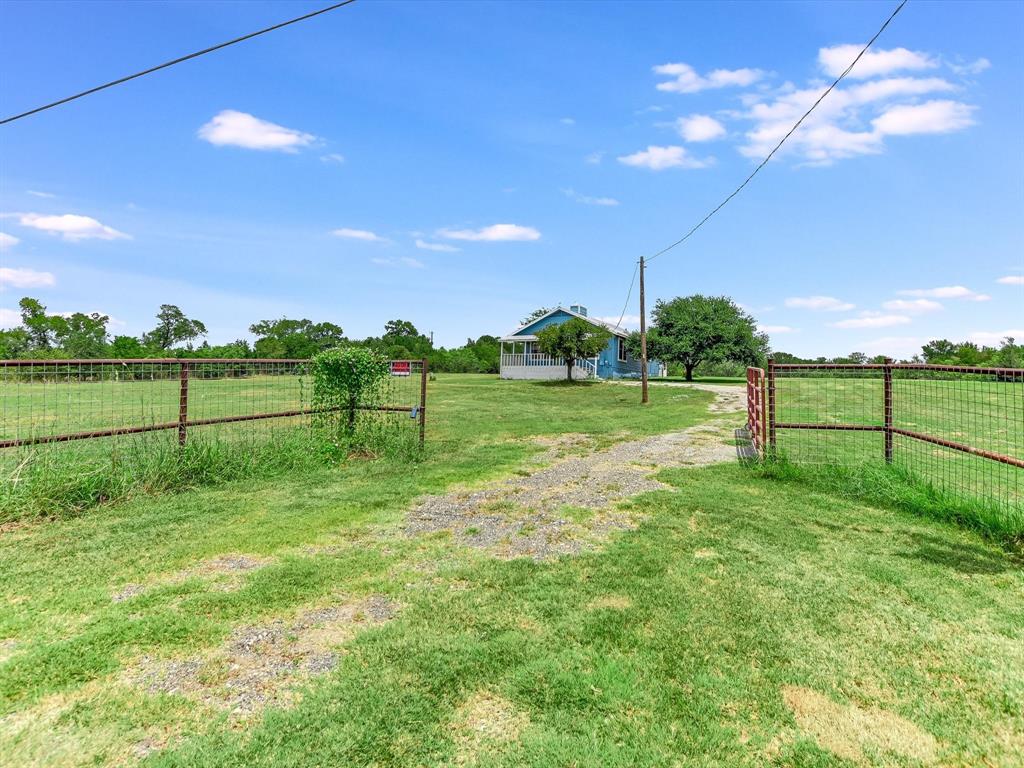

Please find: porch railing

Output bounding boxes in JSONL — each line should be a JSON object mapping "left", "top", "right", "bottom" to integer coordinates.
{"left": 500, "top": 353, "right": 598, "bottom": 375}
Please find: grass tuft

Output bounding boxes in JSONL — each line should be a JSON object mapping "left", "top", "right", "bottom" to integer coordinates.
{"left": 748, "top": 456, "right": 1024, "bottom": 549}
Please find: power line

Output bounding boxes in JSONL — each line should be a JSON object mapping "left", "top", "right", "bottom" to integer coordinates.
{"left": 644, "top": 0, "right": 908, "bottom": 263}
{"left": 612, "top": 261, "right": 640, "bottom": 331}
{"left": 1, "top": 1, "right": 358, "bottom": 126}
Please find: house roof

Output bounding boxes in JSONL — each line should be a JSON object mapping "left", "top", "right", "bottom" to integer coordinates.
{"left": 500, "top": 306, "right": 629, "bottom": 342}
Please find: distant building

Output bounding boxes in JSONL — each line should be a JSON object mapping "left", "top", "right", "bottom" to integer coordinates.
{"left": 498, "top": 305, "right": 665, "bottom": 380}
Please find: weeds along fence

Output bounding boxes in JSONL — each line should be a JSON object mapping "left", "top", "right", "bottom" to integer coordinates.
{"left": 746, "top": 361, "right": 1023, "bottom": 513}
{"left": 0, "top": 358, "right": 427, "bottom": 517}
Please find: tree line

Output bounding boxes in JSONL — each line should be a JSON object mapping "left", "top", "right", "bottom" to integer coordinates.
{"left": 772, "top": 337, "right": 1022, "bottom": 369}
{"left": 0, "top": 297, "right": 501, "bottom": 373}
{"left": 2, "top": 294, "right": 1019, "bottom": 375}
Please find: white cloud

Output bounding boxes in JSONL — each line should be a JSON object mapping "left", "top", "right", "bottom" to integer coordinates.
{"left": 676, "top": 114, "right": 726, "bottom": 142}
{"left": 26, "top": 190, "right": 56, "bottom": 199}
{"left": 969, "top": 329, "right": 1024, "bottom": 345}
{"left": 17, "top": 213, "right": 129, "bottom": 241}
{"left": 0, "top": 308, "right": 21, "bottom": 328}
{"left": 872, "top": 100, "right": 976, "bottom": 136}
{"left": 584, "top": 151, "right": 605, "bottom": 165}
{"left": 832, "top": 313, "right": 911, "bottom": 329}
{"left": 738, "top": 75, "right": 968, "bottom": 164}
{"left": 897, "top": 285, "right": 990, "bottom": 301}
{"left": 0, "top": 232, "right": 19, "bottom": 250}
{"left": 562, "top": 189, "right": 619, "bottom": 206}
{"left": 437, "top": 224, "right": 541, "bottom": 242}
{"left": 617, "top": 145, "right": 711, "bottom": 170}
{"left": 996, "top": 275, "right": 1024, "bottom": 285}
{"left": 949, "top": 57, "right": 991, "bottom": 77}
{"left": 198, "top": 110, "right": 315, "bottom": 152}
{"left": 331, "top": 228, "right": 387, "bottom": 242}
{"left": 320, "top": 153, "right": 345, "bottom": 164}
{"left": 881, "top": 298, "right": 943, "bottom": 313}
{"left": 758, "top": 325, "right": 796, "bottom": 334}
{"left": 818, "top": 44, "right": 937, "bottom": 79}
{"left": 560, "top": 117, "right": 576, "bottom": 125}
{"left": 784, "top": 296, "right": 855, "bottom": 312}
{"left": 0, "top": 267, "right": 56, "bottom": 289}
{"left": 654, "top": 62, "right": 764, "bottom": 93}
{"left": 415, "top": 239, "right": 460, "bottom": 252}
{"left": 371, "top": 256, "right": 424, "bottom": 269}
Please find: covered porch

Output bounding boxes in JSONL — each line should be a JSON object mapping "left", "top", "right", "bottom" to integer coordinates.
{"left": 499, "top": 337, "right": 598, "bottom": 380}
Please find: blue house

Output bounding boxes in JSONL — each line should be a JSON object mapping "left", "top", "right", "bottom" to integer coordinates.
{"left": 499, "top": 305, "right": 665, "bottom": 380}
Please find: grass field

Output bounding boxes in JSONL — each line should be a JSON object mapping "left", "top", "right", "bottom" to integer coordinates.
{"left": 772, "top": 373, "right": 1023, "bottom": 516}
{"left": 1, "top": 375, "right": 1021, "bottom": 767}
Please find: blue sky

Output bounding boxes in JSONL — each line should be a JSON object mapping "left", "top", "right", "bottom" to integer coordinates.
{"left": 1, "top": 0, "right": 1021, "bottom": 357}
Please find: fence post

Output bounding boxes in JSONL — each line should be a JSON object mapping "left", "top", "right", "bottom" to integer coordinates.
{"left": 759, "top": 368, "right": 768, "bottom": 456}
{"left": 767, "top": 359, "right": 776, "bottom": 453}
{"left": 883, "top": 357, "right": 893, "bottom": 464}
{"left": 419, "top": 358, "right": 428, "bottom": 447}
{"left": 178, "top": 361, "right": 190, "bottom": 447}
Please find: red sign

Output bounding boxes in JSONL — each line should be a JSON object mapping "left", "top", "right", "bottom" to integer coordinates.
{"left": 390, "top": 360, "right": 411, "bottom": 377}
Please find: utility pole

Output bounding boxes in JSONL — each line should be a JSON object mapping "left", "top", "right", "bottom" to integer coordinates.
{"left": 639, "top": 256, "right": 649, "bottom": 404}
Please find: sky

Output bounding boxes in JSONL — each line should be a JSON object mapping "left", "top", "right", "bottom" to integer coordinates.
{"left": 0, "top": 0, "right": 1022, "bottom": 358}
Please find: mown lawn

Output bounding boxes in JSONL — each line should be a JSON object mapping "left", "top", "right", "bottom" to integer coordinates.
{"left": 1, "top": 376, "right": 1021, "bottom": 767}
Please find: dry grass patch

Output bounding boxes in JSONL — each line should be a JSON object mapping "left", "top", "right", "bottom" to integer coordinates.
{"left": 587, "top": 594, "right": 633, "bottom": 610}
{"left": 111, "top": 552, "right": 272, "bottom": 602}
{"left": 782, "top": 685, "right": 940, "bottom": 765}
{"left": 450, "top": 690, "right": 529, "bottom": 766}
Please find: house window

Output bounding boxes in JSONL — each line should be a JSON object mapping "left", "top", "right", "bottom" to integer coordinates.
{"left": 617, "top": 338, "right": 627, "bottom": 362}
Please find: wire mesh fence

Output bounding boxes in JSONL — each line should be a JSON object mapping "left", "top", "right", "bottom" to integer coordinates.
{"left": 756, "top": 361, "right": 1024, "bottom": 513}
{"left": 1, "top": 358, "right": 427, "bottom": 517}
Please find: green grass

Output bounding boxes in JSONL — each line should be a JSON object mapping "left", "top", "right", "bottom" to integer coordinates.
{"left": 1, "top": 375, "right": 1022, "bottom": 766}
{"left": 771, "top": 375, "right": 1023, "bottom": 515}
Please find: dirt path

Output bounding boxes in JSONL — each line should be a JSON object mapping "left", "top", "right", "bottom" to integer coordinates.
{"left": 404, "top": 384, "right": 745, "bottom": 560}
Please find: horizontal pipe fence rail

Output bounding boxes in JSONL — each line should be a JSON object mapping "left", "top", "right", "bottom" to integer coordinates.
{"left": 0, "top": 358, "right": 428, "bottom": 449}
{"left": 749, "top": 360, "right": 1024, "bottom": 512}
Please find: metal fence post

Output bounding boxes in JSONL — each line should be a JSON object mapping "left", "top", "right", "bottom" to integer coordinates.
{"left": 178, "top": 361, "right": 190, "bottom": 446}
{"left": 883, "top": 357, "right": 893, "bottom": 463}
{"left": 419, "top": 358, "right": 428, "bottom": 447}
{"left": 767, "top": 359, "right": 776, "bottom": 453}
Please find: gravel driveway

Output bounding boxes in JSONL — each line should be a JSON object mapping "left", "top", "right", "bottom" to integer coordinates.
{"left": 404, "top": 383, "right": 745, "bottom": 560}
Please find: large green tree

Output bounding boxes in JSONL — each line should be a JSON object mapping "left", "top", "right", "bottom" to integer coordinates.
{"left": 249, "top": 318, "right": 345, "bottom": 358}
{"left": 143, "top": 305, "right": 207, "bottom": 350}
{"left": 54, "top": 312, "right": 109, "bottom": 358}
{"left": 19, "top": 297, "right": 60, "bottom": 350}
{"left": 634, "top": 295, "right": 767, "bottom": 381}
{"left": 535, "top": 317, "right": 610, "bottom": 381}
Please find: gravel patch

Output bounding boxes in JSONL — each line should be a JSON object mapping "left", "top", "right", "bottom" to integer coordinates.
{"left": 613, "top": 380, "right": 746, "bottom": 413}
{"left": 405, "top": 387, "right": 742, "bottom": 561}
{"left": 130, "top": 595, "right": 398, "bottom": 717}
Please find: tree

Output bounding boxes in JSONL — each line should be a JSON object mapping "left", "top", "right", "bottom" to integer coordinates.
{"left": 0, "top": 327, "right": 30, "bottom": 358}
{"left": 143, "top": 305, "right": 207, "bottom": 350}
{"left": 521, "top": 307, "right": 553, "bottom": 326}
{"left": 921, "top": 339, "right": 956, "bottom": 364}
{"left": 19, "top": 297, "right": 60, "bottom": 350}
{"left": 633, "top": 295, "right": 767, "bottom": 381}
{"left": 995, "top": 337, "right": 1022, "bottom": 368}
{"left": 535, "top": 317, "right": 610, "bottom": 381}
{"left": 110, "top": 335, "right": 147, "bottom": 358}
{"left": 249, "top": 318, "right": 344, "bottom": 358}
{"left": 383, "top": 319, "right": 420, "bottom": 338}
{"left": 55, "top": 312, "right": 109, "bottom": 357}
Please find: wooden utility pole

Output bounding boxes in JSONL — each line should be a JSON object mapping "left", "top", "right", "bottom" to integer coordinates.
{"left": 639, "top": 256, "right": 649, "bottom": 404}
